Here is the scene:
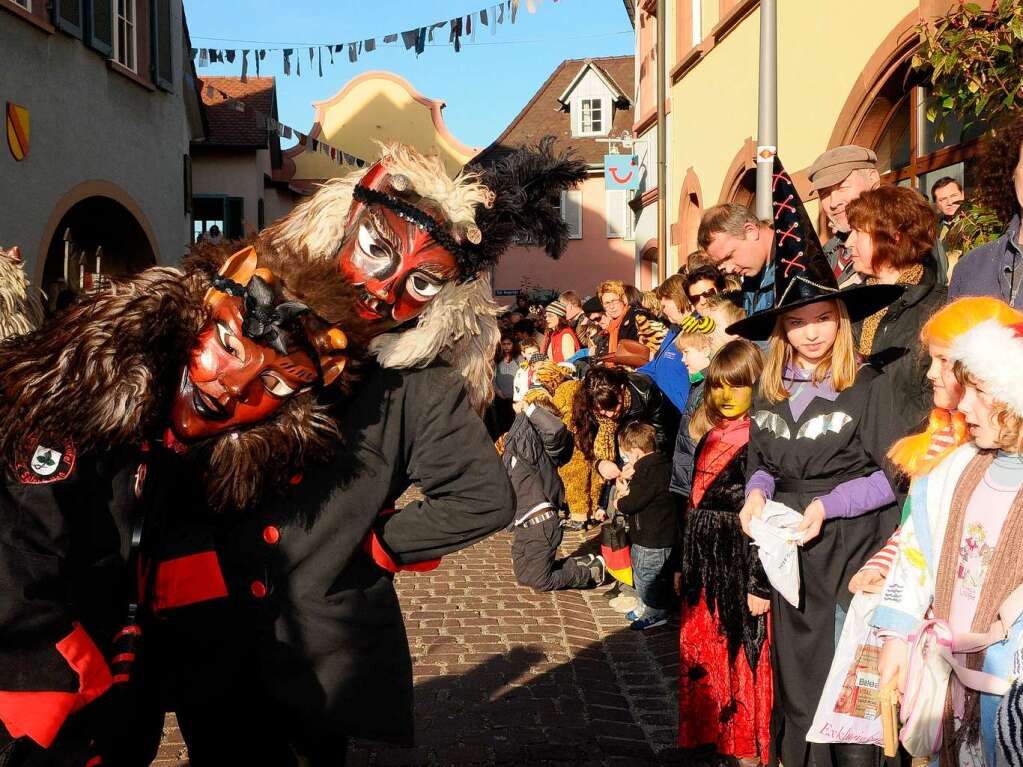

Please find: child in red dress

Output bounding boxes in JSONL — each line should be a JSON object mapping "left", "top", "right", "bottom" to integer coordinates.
{"left": 674, "top": 339, "right": 772, "bottom": 766}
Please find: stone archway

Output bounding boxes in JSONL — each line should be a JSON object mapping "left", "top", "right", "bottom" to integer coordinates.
{"left": 674, "top": 167, "right": 704, "bottom": 262}
{"left": 39, "top": 185, "right": 157, "bottom": 313}
{"left": 719, "top": 138, "right": 757, "bottom": 207}
{"left": 36, "top": 180, "right": 160, "bottom": 290}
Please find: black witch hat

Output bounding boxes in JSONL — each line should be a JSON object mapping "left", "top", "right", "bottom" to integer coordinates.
{"left": 726, "top": 156, "right": 903, "bottom": 341}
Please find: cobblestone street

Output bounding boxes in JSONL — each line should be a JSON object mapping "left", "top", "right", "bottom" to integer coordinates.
{"left": 154, "top": 526, "right": 689, "bottom": 766}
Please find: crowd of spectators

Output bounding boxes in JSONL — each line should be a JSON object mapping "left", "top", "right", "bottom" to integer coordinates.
{"left": 490, "top": 122, "right": 1023, "bottom": 767}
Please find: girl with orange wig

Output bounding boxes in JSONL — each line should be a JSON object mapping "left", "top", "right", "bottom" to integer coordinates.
{"left": 848, "top": 297, "right": 1023, "bottom": 594}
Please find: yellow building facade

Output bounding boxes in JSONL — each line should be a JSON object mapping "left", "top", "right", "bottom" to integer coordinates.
{"left": 665, "top": 0, "right": 981, "bottom": 272}
{"left": 278, "top": 71, "right": 479, "bottom": 185}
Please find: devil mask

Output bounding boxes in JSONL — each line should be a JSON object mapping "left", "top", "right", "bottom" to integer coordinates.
{"left": 170, "top": 249, "right": 320, "bottom": 442}
{"left": 338, "top": 163, "right": 469, "bottom": 333}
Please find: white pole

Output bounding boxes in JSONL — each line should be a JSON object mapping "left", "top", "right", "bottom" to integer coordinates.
{"left": 755, "top": 0, "right": 778, "bottom": 220}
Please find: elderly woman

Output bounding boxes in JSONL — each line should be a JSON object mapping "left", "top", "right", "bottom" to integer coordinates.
{"left": 846, "top": 185, "right": 947, "bottom": 436}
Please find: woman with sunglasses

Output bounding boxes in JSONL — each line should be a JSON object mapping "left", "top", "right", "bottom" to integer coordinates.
{"left": 686, "top": 265, "right": 729, "bottom": 311}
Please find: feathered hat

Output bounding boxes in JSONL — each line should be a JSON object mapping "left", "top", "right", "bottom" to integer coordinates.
{"left": 727, "top": 156, "right": 903, "bottom": 340}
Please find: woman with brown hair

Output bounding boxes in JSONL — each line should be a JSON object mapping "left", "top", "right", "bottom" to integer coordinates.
{"left": 846, "top": 185, "right": 947, "bottom": 435}
{"left": 675, "top": 339, "right": 773, "bottom": 766}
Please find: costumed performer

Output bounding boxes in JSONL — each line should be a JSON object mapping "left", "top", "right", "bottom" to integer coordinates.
{"left": 0, "top": 241, "right": 370, "bottom": 767}
{"left": 873, "top": 311, "right": 1023, "bottom": 767}
{"left": 171, "top": 139, "right": 588, "bottom": 764}
{"left": 730, "top": 158, "right": 905, "bottom": 767}
{"left": 675, "top": 338, "right": 771, "bottom": 766}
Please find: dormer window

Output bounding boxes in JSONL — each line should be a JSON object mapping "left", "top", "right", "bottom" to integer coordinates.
{"left": 580, "top": 98, "right": 603, "bottom": 135}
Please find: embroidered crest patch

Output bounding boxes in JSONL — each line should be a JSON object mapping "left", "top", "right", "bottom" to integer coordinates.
{"left": 17, "top": 439, "right": 76, "bottom": 484}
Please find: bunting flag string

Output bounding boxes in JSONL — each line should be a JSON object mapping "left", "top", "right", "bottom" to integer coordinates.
{"left": 201, "top": 82, "right": 369, "bottom": 169}
{"left": 190, "top": 0, "right": 558, "bottom": 81}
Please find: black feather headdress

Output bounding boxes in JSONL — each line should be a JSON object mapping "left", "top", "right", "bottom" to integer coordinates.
{"left": 466, "top": 136, "right": 588, "bottom": 271}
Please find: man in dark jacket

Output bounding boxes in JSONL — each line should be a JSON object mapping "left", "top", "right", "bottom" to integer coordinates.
{"left": 950, "top": 215, "right": 1023, "bottom": 309}
{"left": 615, "top": 422, "right": 679, "bottom": 631}
{"left": 505, "top": 391, "right": 604, "bottom": 591}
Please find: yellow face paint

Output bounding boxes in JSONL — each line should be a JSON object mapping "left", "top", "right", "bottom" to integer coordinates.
{"left": 709, "top": 383, "right": 753, "bottom": 419}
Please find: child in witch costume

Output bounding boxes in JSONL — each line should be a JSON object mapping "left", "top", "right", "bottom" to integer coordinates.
{"left": 873, "top": 315, "right": 1023, "bottom": 766}
{"left": 729, "top": 159, "right": 905, "bottom": 767}
{"left": 0, "top": 244, "right": 370, "bottom": 766}
{"left": 165, "top": 140, "right": 588, "bottom": 764}
{"left": 675, "top": 338, "right": 771, "bottom": 766}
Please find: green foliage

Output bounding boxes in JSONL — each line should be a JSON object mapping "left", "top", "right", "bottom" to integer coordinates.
{"left": 914, "top": 0, "right": 1023, "bottom": 133}
{"left": 946, "top": 200, "right": 1004, "bottom": 253}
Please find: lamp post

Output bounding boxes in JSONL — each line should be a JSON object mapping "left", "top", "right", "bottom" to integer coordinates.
{"left": 755, "top": 0, "right": 778, "bottom": 221}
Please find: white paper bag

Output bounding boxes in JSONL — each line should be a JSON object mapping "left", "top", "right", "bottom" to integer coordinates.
{"left": 807, "top": 591, "right": 885, "bottom": 746}
{"left": 750, "top": 500, "right": 803, "bottom": 607}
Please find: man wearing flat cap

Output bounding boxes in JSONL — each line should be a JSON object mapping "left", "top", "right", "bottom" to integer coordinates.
{"left": 808, "top": 144, "right": 881, "bottom": 287}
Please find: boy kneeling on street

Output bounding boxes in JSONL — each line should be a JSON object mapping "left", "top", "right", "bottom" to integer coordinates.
{"left": 504, "top": 386, "right": 606, "bottom": 591}
{"left": 615, "top": 421, "right": 678, "bottom": 630}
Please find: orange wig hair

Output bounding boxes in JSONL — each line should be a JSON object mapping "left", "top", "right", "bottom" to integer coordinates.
{"left": 888, "top": 297, "right": 1023, "bottom": 478}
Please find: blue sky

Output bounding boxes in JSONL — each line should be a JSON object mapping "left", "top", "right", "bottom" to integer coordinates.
{"left": 182, "top": 0, "right": 633, "bottom": 149}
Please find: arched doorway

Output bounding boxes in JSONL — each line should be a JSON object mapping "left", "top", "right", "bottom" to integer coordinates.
{"left": 42, "top": 196, "right": 156, "bottom": 313}
{"left": 674, "top": 167, "right": 704, "bottom": 264}
{"left": 639, "top": 241, "right": 658, "bottom": 289}
{"left": 719, "top": 138, "right": 757, "bottom": 208}
{"left": 830, "top": 10, "right": 988, "bottom": 200}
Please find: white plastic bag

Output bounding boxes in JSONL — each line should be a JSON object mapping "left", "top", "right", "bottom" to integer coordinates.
{"left": 808, "top": 591, "right": 885, "bottom": 746}
{"left": 750, "top": 499, "right": 803, "bottom": 607}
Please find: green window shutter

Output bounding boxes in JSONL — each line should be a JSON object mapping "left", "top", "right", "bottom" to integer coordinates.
{"left": 52, "top": 0, "right": 84, "bottom": 38}
{"left": 226, "top": 198, "right": 245, "bottom": 240}
{"left": 149, "top": 0, "right": 174, "bottom": 92}
{"left": 84, "top": 0, "right": 113, "bottom": 56}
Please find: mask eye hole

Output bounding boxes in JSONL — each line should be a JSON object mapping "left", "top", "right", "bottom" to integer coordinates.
{"left": 407, "top": 272, "right": 444, "bottom": 301}
{"left": 216, "top": 321, "right": 246, "bottom": 362}
{"left": 260, "top": 372, "right": 297, "bottom": 398}
{"left": 357, "top": 223, "right": 388, "bottom": 261}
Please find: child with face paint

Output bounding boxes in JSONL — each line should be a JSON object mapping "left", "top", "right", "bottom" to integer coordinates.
{"left": 673, "top": 339, "right": 772, "bottom": 766}
{"left": 872, "top": 307, "right": 1023, "bottom": 767}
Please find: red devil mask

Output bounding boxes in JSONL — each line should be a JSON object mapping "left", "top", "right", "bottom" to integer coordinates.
{"left": 169, "top": 248, "right": 320, "bottom": 442}
{"left": 338, "top": 163, "right": 464, "bottom": 333}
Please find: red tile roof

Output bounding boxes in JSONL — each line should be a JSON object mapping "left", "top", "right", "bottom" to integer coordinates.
{"left": 479, "top": 55, "right": 634, "bottom": 166}
{"left": 198, "top": 76, "right": 275, "bottom": 148}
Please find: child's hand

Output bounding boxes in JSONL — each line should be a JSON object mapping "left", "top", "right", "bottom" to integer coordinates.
{"left": 615, "top": 477, "right": 630, "bottom": 497}
{"left": 747, "top": 594, "right": 771, "bottom": 616}
{"left": 738, "top": 490, "right": 766, "bottom": 537}
{"left": 597, "top": 460, "right": 620, "bottom": 480}
{"left": 848, "top": 567, "right": 886, "bottom": 595}
{"left": 798, "top": 499, "right": 827, "bottom": 545}
{"left": 619, "top": 463, "right": 636, "bottom": 482}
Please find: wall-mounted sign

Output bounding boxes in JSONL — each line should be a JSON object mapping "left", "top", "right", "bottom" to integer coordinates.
{"left": 6, "top": 102, "right": 30, "bottom": 162}
{"left": 604, "top": 154, "right": 639, "bottom": 190}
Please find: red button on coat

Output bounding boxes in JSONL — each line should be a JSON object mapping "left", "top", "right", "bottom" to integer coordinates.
{"left": 250, "top": 581, "right": 268, "bottom": 599}
{"left": 262, "top": 525, "right": 280, "bottom": 545}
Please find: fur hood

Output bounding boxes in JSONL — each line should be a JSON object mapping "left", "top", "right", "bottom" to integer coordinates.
{"left": 0, "top": 255, "right": 345, "bottom": 512}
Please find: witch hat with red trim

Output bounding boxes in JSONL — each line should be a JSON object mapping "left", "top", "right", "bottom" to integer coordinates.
{"left": 727, "top": 156, "right": 903, "bottom": 340}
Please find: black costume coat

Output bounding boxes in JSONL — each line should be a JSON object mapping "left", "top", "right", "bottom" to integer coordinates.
{"left": 746, "top": 366, "right": 901, "bottom": 767}
{"left": 198, "top": 363, "right": 515, "bottom": 751}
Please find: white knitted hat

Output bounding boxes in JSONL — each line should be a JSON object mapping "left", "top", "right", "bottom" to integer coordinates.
{"left": 950, "top": 319, "right": 1023, "bottom": 417}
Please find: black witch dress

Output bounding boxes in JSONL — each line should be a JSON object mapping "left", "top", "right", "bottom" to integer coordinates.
{"left": 745, "top": 364, "right": 901, "bottom": 767}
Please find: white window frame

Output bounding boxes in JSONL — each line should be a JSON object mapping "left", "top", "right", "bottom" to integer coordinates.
{"left": 11, "top": 0, "right": 31, "bottom": 9}
{"left": 113, "top": 0, "right": 137, "bottom": 73}
{"left": 560, "top": 190, "right": 583, "bottom": 240}
{"left": 577, "top": 97, "right": 604, "bottom": 136}
{"left": 691, "top": 0, "right": 702, "bottom": 48}
{"left": 605, "top": 190, "right": 634, "bottom": 240}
